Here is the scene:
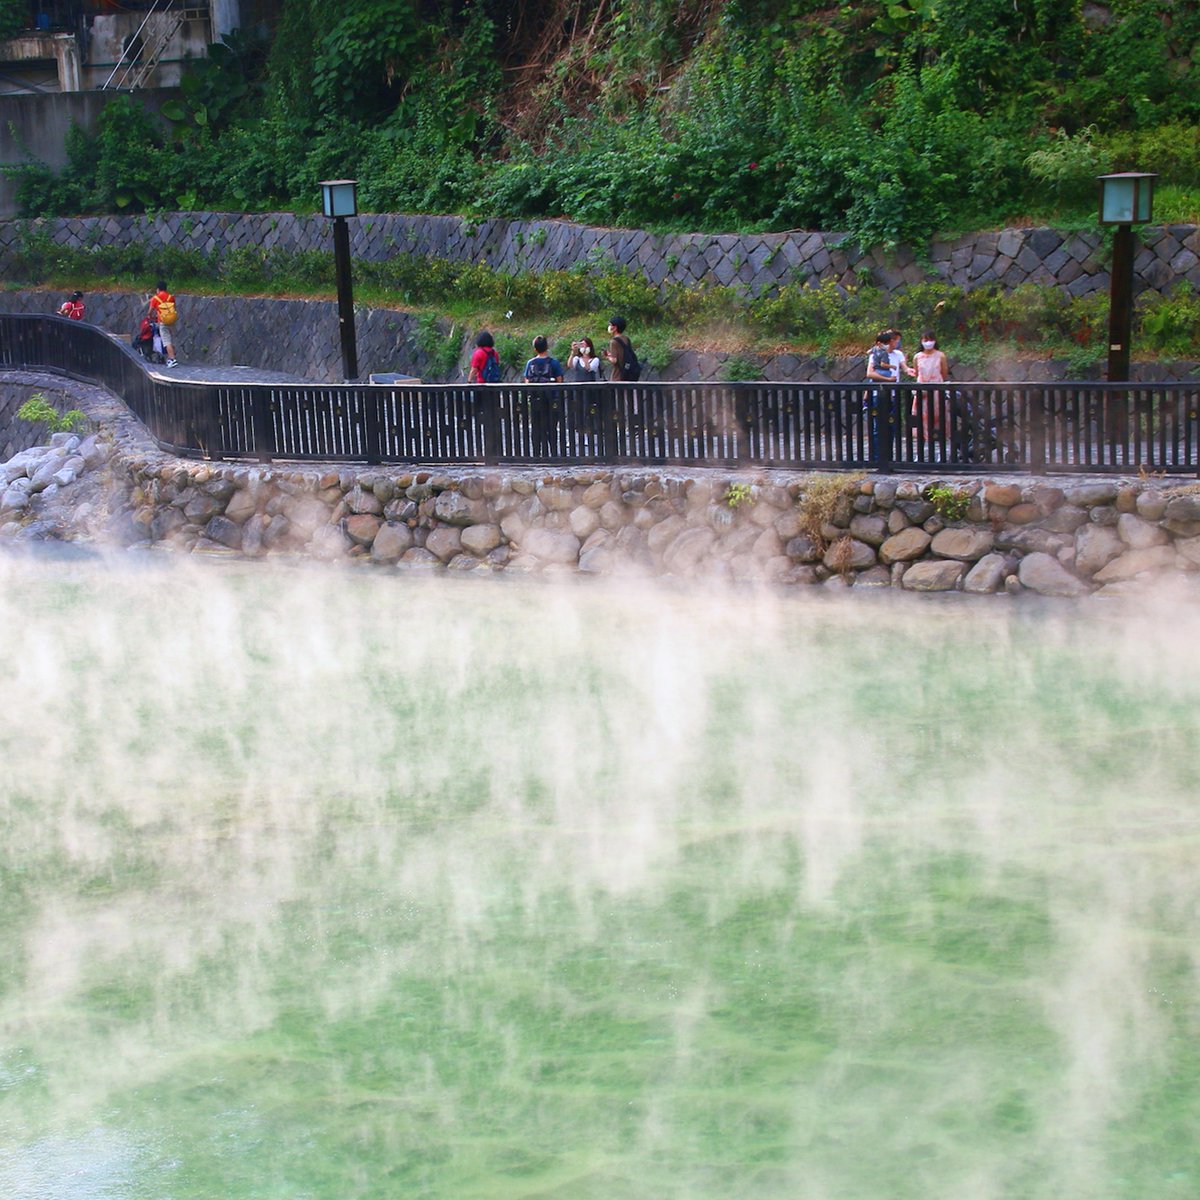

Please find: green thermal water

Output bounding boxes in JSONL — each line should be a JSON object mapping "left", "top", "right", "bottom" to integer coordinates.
{"left": 0, "top": 554, "right": 1198, "bottom": 1200}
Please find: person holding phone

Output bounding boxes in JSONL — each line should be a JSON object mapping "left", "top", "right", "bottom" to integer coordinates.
{"left": 567, "top": 336, "right": 602, "bottom": 382}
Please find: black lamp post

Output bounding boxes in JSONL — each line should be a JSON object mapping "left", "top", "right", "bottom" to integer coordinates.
{"left": 319, "top": 179, "right": 359, "bottom": 381}
{"left": 1097, "top": 171, "right": 1157, "bottom": 382}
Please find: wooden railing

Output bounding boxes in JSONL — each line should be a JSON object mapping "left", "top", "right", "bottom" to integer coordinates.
{"left": 3, "top": 313, "right": 1198, "bottom": 474}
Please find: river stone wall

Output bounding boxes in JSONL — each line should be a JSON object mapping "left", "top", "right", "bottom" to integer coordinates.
{"left": 2, "top": 371, "right": 1199, "bottom": 600}
{"left": 6, "top": 290, "right": 1200, "bottom": 386}
{"left": 2, "top": 212, "right": 1197, "bottom": 300}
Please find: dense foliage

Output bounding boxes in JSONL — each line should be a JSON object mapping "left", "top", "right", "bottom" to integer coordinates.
{"left": 8, "top": 0, "right": 1200, "bottom": 248}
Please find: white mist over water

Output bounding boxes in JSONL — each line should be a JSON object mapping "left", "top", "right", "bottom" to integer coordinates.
{"left": 0, "top": 551, "right": 1198, "bottom": 1200}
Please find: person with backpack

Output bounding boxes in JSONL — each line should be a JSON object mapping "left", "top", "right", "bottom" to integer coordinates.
{"left": 148, "top": 281, "right": 178, "bottom": 367}
{"left": 468, "top": 330, "right": 502, "bottom": 383}
{"left": 57, "top": 291, "right": 85, "bottom": 320}
{"left": 604, "top": 315, "right": 640, "bottom": 382}
{"left": 523, "top": 336, "right": 563, "bottom": 384}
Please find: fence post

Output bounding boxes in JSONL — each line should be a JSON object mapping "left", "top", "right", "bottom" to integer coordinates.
{"left": 1029, "top": 387, "right": 1047, "bottom": 472}
{"left": 363, "top": 385, "right": 382, "bottom": 464}
{"left": 874, "top": 387, "right": 895, "bottom": 473}
{"left": 202, "top": 384, "right": 224, "bottom": 461}
{"left": 250, "top": 386, "right": 273, "bottom": 464}
{"left": 480, "top": 385, "right": 500, "bottom": 466}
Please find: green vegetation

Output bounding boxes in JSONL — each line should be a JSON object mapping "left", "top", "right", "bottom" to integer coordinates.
{"left": 724, "top": 481, "right": 754, "bottom": 508}
{"left": 925, "top": 483, "right": 972, "bottom": 521}
{"left": 17, "top": 393, "right": 86, "bottom": 433}
{"left": 7, "top": 1, "right": 1200, "bottom": 251}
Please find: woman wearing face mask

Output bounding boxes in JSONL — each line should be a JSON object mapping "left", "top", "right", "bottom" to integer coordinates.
{"left": 913, "top": 331, "right": 949, "bottom": 451}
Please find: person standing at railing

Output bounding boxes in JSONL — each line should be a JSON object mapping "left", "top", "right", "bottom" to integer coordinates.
{"left": 605, "top": 316, "right": 639, "bottom": 382}
{"left": 57, "top": 291, "right": 85, "bottom": 320}
{"left": 523, "top": 336, "right": 563, "bottom": 383}
{"left": 147, "top": 282, "right": 178, "bottom": 368}
{"left": 913, "top": 331, "right": 949, "bottom": 447}
{"left": 468, "top": 330, "right": 501, "bottom": 383}
{"left": 566, "top": 336, "right": 602, "bottom": 382}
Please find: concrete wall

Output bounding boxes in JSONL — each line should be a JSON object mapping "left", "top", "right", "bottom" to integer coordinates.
{"left": 0, "top": 89, "right": 179, "bottom": 218}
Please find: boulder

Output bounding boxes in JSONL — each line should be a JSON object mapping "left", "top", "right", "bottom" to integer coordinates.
{"left": 399, "top": 546, "right": 442, "bottom": 568}
{"left": 853, "top": 566, "right": 892, "bottom": 588}
{"left": 1074, "top": 523, "right": 1124, "bottom": 576}
{"left": 224, "top": 487, "right": 259, "bottom": 524}
{"left": 1165, "top": 494, "right": 1200, "bottom": 522}
{"left": 371, "top": 522, "right": 414, "bottom": 562}
{"left": 1116, "top": 513, "right": 1168, "bottom": 549}
{"left": 963, "top": 553, "right": 1008, "bottom": 594}
{"left": 1092, "top": 544, "right": 1178, "bottom": 583}
{"left": 930, "top": 527, "right": 994, "bottom": 561}
{"left": 1174, "top": 535, "right": 1200, "bottom": 569}
{"left": 425, "top": 526, "right": 463, "bottom": 561}
{"left": 569, "top": 505, "right": 601, "bottom": 540}
{"left": 521, "top": 528, "right": 582, "bottom": 565}
{"left": 1040, "top": 504, "right": 1088, "bottom": 534}
{"left": 346, "top": 484, "right": 384, "bottom": 516}
{"left": 433, "top": 490, "right": 486, "bottom": 526}
{"left": 823, "top": 538, "right": 876, "bottom": 572}
{"left": 880, "top": 527, "right": 931, "bottom": 563}
{"left": 461, "top": 523, "right": 502, "bottom": 556}
{"left": 785, "top": 533, "right": 822, "bottom": 562}
{"left": 345, "top": 513, "right": 382, "bottom": 546}
{"left": 1017, "top": 552, "right": 1089, "bottom": 597}
{"left": 1135, "top": 489, "right": 1168, "bottom": 521}
{"left": 662, "top": 527, "right": 716, "bottom": 573}
{"left": 647, "top": 514, "right": 687, "bottom": 555}
{"left": 848, "top": 513, "right": 887, "bottom": 546}
{"left": 1063, "top": 482, "right": 1118, "bottom": 507}
{"left": 983, "top": 483, "right": 1022, "bottom": 507}
{"left": 203, "top": 515, "right": 243, "bottom": 550}
{"left": 1006, "top": 502, "right": 1040, "bottom": 525}
{"left": 901, "top": 560, "right": 966, "bottom": 591}
{"left": 536, "top": 485, "right": 577, "bottom": 511}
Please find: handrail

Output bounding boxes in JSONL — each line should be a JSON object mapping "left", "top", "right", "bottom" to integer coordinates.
{"left": 101, "top": 0, "right": 173, "bottom": 90}
{"left": 2, "top": 313, "right": 1198, "bottom": 476}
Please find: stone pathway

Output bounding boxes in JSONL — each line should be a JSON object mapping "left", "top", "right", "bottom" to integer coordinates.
{"left": 145, "top": 362, "right": 313, "bottom": 386}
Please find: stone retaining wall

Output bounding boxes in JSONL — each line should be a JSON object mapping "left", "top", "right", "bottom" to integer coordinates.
{"left": 3, "top": 370, "right": 1199, "bottom": 600}
{"left": 3, "top": 211, "right": 1197, "bottom": 301}
{"left": 0, "top": 291, "right": 441, "bottom": 383}
{"left": 6, "top": 290, "right": 1199, "bottom": 386}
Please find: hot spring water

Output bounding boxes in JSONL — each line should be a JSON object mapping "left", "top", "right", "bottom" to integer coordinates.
{"left": 0, "top": 554, "right": 1197, "bottom": 1200}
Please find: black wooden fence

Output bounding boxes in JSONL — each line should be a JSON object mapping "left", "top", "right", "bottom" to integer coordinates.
{"left": 3, "top": 313, "right": 1198, "bottom": 474}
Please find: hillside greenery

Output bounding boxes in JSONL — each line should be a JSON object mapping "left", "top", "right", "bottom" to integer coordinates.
{"left": 8, "top": 0, "right": 1200, "bottom": 249}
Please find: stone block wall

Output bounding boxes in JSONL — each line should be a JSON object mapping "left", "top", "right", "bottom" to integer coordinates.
{"left": 2, "top": 211, "right": 1198, "bottom": 301}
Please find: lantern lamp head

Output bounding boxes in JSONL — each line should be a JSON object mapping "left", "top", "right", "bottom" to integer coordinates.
{"left": 319, "top": 180, "right": 358, "bottom": 219}
{"left": 1097, "top": 172, "right": 1156, "bottom": 225}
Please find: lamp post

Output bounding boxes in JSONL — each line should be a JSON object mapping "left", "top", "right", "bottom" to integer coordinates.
{"left": 319, "top": 179, "right": 359, "bottom": 381}
{"left": 1097, "top": 171, "right": 1157, "bottom": 382}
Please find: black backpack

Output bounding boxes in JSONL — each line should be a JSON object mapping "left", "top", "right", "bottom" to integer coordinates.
{"left": 525, "top": 356, "right": 556, "bottom": 383}
{"left": 619, "top": 336, "right": 642, "bottom": 382}
{"left": 482, "top": 347, "right": 501, "bottom": 383}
